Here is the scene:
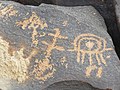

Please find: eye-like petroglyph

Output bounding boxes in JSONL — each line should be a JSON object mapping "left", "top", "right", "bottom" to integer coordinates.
{"left": 39, "top": 32, "right": 46, "bottom": 37}
{"left": 33, "top": 28, "right": 68, "bottom": 82}
{"left": 69, "top": 33, "right": 113, "bottom": 65}
{"left": 0, "top": 36, "right": 37, "bottom": 83}
{"left": 16, "top": 12, "right": 48, "bottom": 46}
{"left": 69, "top": 33, "right": 113, "bottom": 78}
{"left": 0, "top": 4, "right": 18, "bottom": 18}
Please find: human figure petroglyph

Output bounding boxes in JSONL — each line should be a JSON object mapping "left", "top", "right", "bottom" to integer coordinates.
{"left": 33, "top": 28, "right": 68, "bottom": 82}
{"left": 0, "top": 4, "right": 18, "bottom": 18}
{"left": 68, "top": 33, "right": 113, "bottom": 78}
{"left": 41, "top": 28, "right": 68, "bottom": 58}
{"left": 16, "top": 12, "right": 48, "bottom": 46}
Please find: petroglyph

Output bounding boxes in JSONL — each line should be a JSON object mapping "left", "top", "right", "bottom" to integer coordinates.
{"left": 33, "top": 58, "right": 56, "bottom": 82}
{"left": 41, "top": 28, "right": 68, "bottom": 58}
{"left": 0, "top": 36, "right": 37, "bottom": 83}
{"left": 0, "top": 4, "right": 18, "bottom": 18}
{"left": 16, "top": 12, "right": 48, "bottom": 46}
{"left": 39, "top": 32, "right": 46, "bottom": 37}
{"left": 96, "top": 67, "right": 103, "bottom": 78}
{"left": 33, "top": 28, "right": 68, "bottom": 82}
{"left": 60, "top": 57, "right": 68, "bottom": 68}
{"left": 69, "top": 33, "right": 113, "bottom": 65}
{"left": 69, "top": 33, "right": 113, "bottom": 78}
{"left": 86, "top": 65, "right": 97, "bottom": 77}
{"left": 86, "top": 65, "right": 102, "bottom": 78}
{"left": 62, "top": 21, "right": 68, "bottom": 26}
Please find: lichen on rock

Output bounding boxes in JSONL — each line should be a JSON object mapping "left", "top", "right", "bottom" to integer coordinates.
{"left": 0, "top": 4, "right": 18, "bottom": 18}
{"left": 0, "top": 36, "right": 37, "bottom": 83}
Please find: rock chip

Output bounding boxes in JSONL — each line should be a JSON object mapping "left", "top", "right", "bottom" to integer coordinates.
{"left": 0, "top": 1, "right": 120, "bottom": 90}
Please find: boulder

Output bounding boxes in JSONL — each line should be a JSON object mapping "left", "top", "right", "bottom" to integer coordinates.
{"left": 0, "top": 1, "right": 120, "bottom": 90}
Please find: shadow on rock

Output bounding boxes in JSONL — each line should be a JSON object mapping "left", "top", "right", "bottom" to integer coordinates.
{"left": 43, "top": 80, "right": 111, "bottom": 90}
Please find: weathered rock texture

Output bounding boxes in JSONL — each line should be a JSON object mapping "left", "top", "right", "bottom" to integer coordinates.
{"left": 52, "top": 0, "right": 120, "bottom": 60}
{"left": 1, "top": 0, "right": 51, "bottom": 5}
{"left": 115, "top": 0, "right": 120, "bottom": 30}
{"left": 8, "top": 0, "right": 120, "bottom": 60}
{"left": 0, "top": 1, "right": 120, "bottom": 90}
{"left": 43, "top": 81, "right": 105, "bottom": 90}
{"left": 11, "top": 0, "right": 43, "bottom": 5}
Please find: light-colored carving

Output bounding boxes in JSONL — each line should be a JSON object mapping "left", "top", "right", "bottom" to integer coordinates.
{"left": 33, "top": 28, "right": 68, "bottom": 82}
{"left": 69, "top": 33, "right": 113, "bottom": 65}
{"left": 96, "top": 67, "right": 102, "bottom": 78}
{"left": 86, "top": 65, "right": 97, "bottom": 77}
{"left": 42, "top": 28, "right": 68, "bottom": 58}
{"left": 106, "top": 55, "right": 111, "bottom": 59}
{"left": 39, "top": 32, "right": 46, "bottom": 37}
{"left": 62, "top": 21, "right": 68, "bottom": 26}
{"left": 86, "top": 65, "right": 102, "bottom": 78}
{"left": 60, "top": 57, "right": 68, "bottom": 68}
{"left": 16, "top": 12, "right": 48, "bottom": 46}
{"left": 33, "top": 58, "right": 56, "bottom": 82}
{"left": 0, "top": 5, "right": 18, "bottom": 18}
{"left": 0, "top": 36, "right": 37, "bottom": 83}
{"left": 69, "top": 33, "right": 113, "bottom": 78}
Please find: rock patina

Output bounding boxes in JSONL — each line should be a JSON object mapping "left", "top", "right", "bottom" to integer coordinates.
{"left": 0, "top": 1, "right": 120, "bottom": 90}
{"left": 115, "top": 0, "right": 120, "bottom": 31}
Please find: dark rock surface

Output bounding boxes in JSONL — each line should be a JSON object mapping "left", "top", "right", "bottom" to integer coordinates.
{"left": 8, "top": 0, "right": 120, "bottom": 60}
{"left": 115, "top": 0, "right": 120, "bottom": 30}
{"left": 51, "top": 0, "right": 120, "bottom": 60}
{"left": 43, "top": 81, "right": 105, "bottom": 90}
{"left": 0, "top": 1, "right": 120, "bottom": 90}
{"left": 1, "top": 0, "right": 51, "bottom": 5}
{"left": 10, "top": 0, "right": 43, "bottom": 5}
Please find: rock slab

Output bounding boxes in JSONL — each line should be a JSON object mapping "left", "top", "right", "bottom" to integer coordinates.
{"left": 0, "top": 1, "right": 120, "bottom": 90}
